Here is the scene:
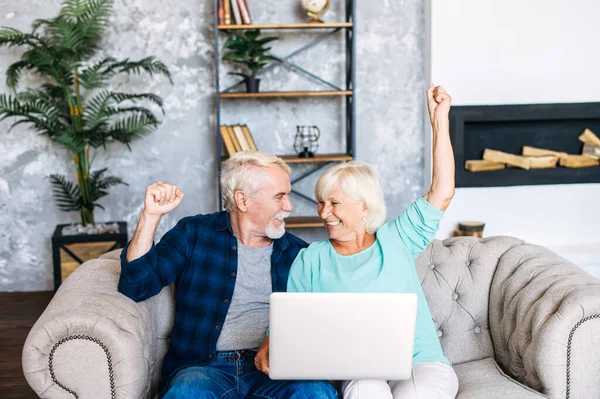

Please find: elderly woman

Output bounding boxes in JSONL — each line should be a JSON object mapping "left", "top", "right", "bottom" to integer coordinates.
{"left": 256, "top": 85, "right": 458, "bottom": 398}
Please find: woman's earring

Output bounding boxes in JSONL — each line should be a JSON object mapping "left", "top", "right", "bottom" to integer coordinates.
{"left": 361, "top": 217, "right": 366, "bottom": 223}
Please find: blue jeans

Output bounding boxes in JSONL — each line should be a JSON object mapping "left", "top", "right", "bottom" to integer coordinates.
{"left": 162, "top": 350, "right": 337, "bottom": 398}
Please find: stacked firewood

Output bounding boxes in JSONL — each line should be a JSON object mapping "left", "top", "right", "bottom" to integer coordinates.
{"left": 465, "top": 129, "right": 600, "bottom": 171}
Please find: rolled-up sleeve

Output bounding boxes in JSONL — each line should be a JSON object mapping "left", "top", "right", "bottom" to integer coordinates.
{"left": 119, "top": 219, "right": 191, "bottom": 301}
{"left": 393, "top": 196, "right": 444, "bottom": 260}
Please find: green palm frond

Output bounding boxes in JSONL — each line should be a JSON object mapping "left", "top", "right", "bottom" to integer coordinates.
{"left": 105, "top": 57, "right": 173, "bottom": 84}
{"left": 78, "top": 57, "right": 115, "bottom": 89}
{"left": 55, "top": 131, "right": 86, "bottom": 153}
{"left": 5, "top": 60, "right": 33, "bottom": 89}
{"left": 0, "top": 93, "right": 70, "bottom": 140}
{"left": 0, "top": 27, "right": 43, "bottom": 48}
{"left": 14, "top": 96, "right": 61, "bottom": 124}
{"left": 89, "top": 167, "right": 126, "bottom": 207}
{"left": 57, "top": 0, "right": 113, "bottom": 57}
{"left": 19, "top": 47, "right": 69, "bottom": 83}
{"left": 83, "top": 89, "right": 112, "bottom": 126}
{"left": 16, "top": 89, "right": 53, "bottom": 104}
{"left": 31, "top": 18, "right": 54, "bottom": 34}
{"left": 84, "top": 90, "right": 162, "bottom": 130}
{"left": 107, "top": 113, "right": 159, "bottom": 148}
{"left": 104, "top": 106, "right": 158, "bottom": 121}
{"left": 76, "top": 0, "right": 112, "bottom": 42}
{"left": 48, "top": 174, "right": 82, "bottom": 211}
{"left": 54, "top": 17, "right": 85, "bottom": 51}
{"left": 111, "top": 92, "right": 165, "bottom": 111}
{"left": 0, "top": 94, "right": 54, "bottom": 133}
{"left": 0, "top": 93, "right": 26, "bottom": 119}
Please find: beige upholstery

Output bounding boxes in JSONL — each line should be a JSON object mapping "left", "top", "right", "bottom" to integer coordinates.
{"left": 23, "top": 236, "right": 600, "bottom": 398}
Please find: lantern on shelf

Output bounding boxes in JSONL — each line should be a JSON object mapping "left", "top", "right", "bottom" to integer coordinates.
{"left": 294, "top": 125, "right": 321, "bottom": 158}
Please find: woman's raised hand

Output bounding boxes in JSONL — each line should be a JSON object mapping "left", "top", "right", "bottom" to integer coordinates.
{"left": 426, "top": 84, "right": 452, "bottom": 123}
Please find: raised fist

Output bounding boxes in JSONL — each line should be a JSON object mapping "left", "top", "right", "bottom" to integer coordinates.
{"left": 143, "top": 181, "right": 184, "bottom": 216}
{"left": 427, "top": 84, "right": 452, "bottom": 123}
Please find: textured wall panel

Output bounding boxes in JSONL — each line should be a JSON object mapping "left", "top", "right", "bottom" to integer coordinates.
{"left": 0, "top": 0, "right": 426, "bottom": 290}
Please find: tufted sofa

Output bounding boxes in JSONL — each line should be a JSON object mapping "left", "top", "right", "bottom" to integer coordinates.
{"left": 23, "top": 236, "right": 600, "bottom": 398}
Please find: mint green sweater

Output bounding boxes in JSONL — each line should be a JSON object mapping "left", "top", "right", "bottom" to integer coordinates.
{"left": 287, "top": 197, "right": 450, "bottom": 366}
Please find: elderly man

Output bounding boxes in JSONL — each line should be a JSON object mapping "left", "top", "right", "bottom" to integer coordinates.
{"left": 118, "top": 151, "right": 337, "bottom": 398}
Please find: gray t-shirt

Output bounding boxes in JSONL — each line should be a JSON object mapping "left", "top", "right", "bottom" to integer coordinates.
{"left": 216, "top": 242, "right": 273, "bottom": 351}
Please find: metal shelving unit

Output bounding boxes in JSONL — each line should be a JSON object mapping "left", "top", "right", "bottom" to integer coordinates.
{"left": 213, "top": 0, "right": 356, "bottom": 228}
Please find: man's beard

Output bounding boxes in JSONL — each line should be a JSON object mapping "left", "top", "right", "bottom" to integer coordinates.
{"left": 265, "top": 212, "right": 290, "bottom": 239}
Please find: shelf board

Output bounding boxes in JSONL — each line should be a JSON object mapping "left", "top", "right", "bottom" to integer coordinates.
{"left": 284, "top": 216, "right": 324, "bottom": 229}
{"left": 220, "top": 90, "right": 352, "bottom": 98}
{"left": 278, "top": 153, "right": 353, "bottom": 164}
{"left": 221, "top": 153, "right": 352, "bottom": 164}
{"left": 218, "top": 22, "right": 353, "bottom": 30}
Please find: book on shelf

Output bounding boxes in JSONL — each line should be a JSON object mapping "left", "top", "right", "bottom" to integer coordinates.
{"left": 233, "top": 125, "right": 251, "bottom": 151}
{"left": 241, "top": 125, "right": 257, "bottom": 151}
{"left": 217, "top": 0, "right": 252, "bottom": 26}
{"left": 226, "top": 125, "right": 242, "bottom": 152}
{"left": 230, "top": 0, "right": 242, "bottom": 25}
{"left": 237, "top": 0, "right": 252, "bottom": 25}
{"left": 220, "top": 125, "right": 236, "bottom": 156}
{"left": 223, "top": 0, "right": 231, "bottom": 25}
{"left": 218, "top": 0, "right": 224, "bottom": 25}
{"left": 220, "top": 125, "right": 259, "bottom": 156}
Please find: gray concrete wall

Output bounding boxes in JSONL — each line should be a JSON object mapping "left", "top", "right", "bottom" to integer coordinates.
{"left": 0, "top": 0, "right": 427, "bottom": 291}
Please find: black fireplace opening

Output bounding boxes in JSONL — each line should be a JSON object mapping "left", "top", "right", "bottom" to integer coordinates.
{"left": 449, "top": 102, "right": 600, "bottom": 188}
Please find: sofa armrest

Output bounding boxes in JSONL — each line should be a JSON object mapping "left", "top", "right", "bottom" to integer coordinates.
{"left": 22, "top": 250, "right": 175, "bottom": 399}
{"left": 489, "top": 242, "right": 600, "bottom": 398}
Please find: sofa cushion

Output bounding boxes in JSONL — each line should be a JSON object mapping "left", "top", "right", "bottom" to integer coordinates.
{"left": 454, "top": 357, "right": 546, "bottom": 398}
{"left": 415, "top": 236, "right": 525, "bottom": 365}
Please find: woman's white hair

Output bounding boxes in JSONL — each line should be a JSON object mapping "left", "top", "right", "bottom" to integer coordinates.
{"left": 314, "top": 161, "right": 386, "bottom": 233}
{"left": 220, "top": 151, "right": 291, "bottom": 212}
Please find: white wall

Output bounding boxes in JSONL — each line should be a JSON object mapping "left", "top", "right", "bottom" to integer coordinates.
{"left": 430, "top": 0, "right": 600, "bottom": 254}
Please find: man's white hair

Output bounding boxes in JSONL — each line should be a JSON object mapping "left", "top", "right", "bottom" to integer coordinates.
{"left": 314, "top": 161, "right": 387, "bottom": 234}
{"left": 220, "top": 151, "right": 291, "bottom": 212}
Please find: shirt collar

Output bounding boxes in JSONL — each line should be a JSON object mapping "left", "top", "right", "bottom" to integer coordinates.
{"left": 216, "top": 211, "right": 289, "bottom": 251}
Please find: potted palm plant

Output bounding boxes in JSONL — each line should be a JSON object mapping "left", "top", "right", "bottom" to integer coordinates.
{"left": 0, "top": 0, "right": 172, "bottom": 287}
{"left": 222, "top": 29, "right": 280, "bottom": 93}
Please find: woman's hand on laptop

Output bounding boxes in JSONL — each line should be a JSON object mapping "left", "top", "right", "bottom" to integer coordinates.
{"left": 254, "top": 336, "right": 270, "bottom": 375}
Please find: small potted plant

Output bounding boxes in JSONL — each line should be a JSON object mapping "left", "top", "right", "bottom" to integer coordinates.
{"left": 222, "top": 29, "right": 280, "bottom": 93}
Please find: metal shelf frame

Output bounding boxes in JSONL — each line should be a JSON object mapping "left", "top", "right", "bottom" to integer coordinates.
{"left": 213, "top": 0, "right": 356, "bottom": 226}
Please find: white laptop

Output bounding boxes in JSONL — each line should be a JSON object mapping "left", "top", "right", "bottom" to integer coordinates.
{"left": 268, "top": 292, "right": 417, "bottom": 380}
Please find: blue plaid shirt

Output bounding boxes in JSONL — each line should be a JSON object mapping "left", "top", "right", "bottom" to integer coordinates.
{"left": 118, "top": 211, "right": 308, "bottom": 390}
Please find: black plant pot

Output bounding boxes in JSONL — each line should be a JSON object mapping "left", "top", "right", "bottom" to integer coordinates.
{"left": 245, "top": 77, "right": 260, "bottom": 93}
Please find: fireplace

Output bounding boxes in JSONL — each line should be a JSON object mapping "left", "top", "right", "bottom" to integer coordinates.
{"left": 449, "top": 102, "right": 600, "bottom": 188}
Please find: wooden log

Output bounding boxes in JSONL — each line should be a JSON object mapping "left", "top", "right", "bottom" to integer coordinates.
{"left": 483, "top": 149, "right": 530, "bottom": 170}
{"left": 578, "top": 128, "right": 600, "bottom": 146}
{"left": 522, "top": 146, "right": 568, "bottom": 159}
{"left": 559, "top": 155, "right": 600, "bottom": 168}
{"left": 526, "top": 155, "right": 559, "bottom": 169}
{"left": 454, "top": 221, "right": 485, "bottom": 238}
{"left": 465, "top": 160, "right": 506, "bottom": 172}
{"left": 582, "top": 143, "right": 600, "bottom": 160}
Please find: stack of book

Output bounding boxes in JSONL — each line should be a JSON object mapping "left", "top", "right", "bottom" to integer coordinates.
{"left": 218, "top": 0, "right": 252, "bottom": 26}
{"left": 220, "top": 125, "right": 258, "bottom": 156}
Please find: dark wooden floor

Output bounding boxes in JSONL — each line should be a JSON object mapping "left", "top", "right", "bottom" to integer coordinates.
{"left": 0, "top": 291, "right": 54, "bottom": 399}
